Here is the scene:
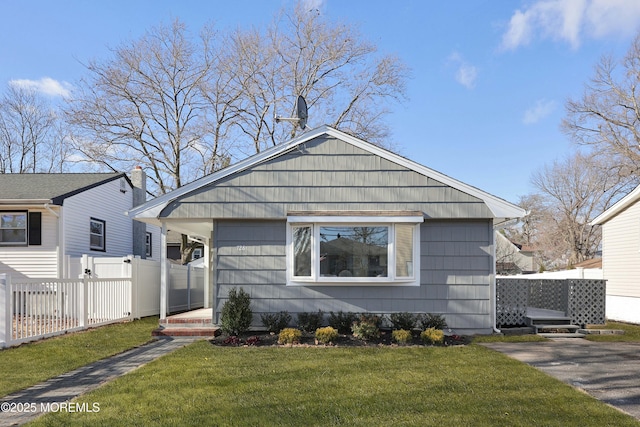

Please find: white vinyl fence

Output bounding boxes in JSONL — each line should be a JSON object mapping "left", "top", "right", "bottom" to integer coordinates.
{"left": 1, "top": 255, "right": 205, "bottom": 348}
{"left": 1, "top": 274, "right": 132, "bottom": 347}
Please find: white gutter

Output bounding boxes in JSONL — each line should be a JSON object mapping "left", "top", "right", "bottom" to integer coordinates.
{"left": 44, "top": 203, "right": 59, "bottom": 218}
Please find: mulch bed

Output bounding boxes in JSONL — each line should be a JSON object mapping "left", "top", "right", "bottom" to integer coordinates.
{"left": 209, "top": 329, "right": 470, "bottom": 348}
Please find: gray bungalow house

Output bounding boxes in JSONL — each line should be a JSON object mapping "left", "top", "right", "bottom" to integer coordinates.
{"left": 130, "top": 126, "right": 525, "bottom": 334}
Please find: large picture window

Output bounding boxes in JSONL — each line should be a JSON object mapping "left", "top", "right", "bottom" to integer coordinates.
{"left": 287, "top": 215, "right": 422, "bottom": 286}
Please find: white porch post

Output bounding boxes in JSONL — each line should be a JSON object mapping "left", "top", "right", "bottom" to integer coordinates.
{"left": 0, "top": 274, "right": 10, "bottom": 348}
{"left": 203, "top": 234, "right": 211, "bottom": 309}
{"left": 160, "top": 223, "right": 168, "bottom": 321}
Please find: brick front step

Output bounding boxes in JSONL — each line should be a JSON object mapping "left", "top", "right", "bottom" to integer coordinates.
{"left": 152, "top": 326, "right": 220, "bottom": 337}
{"left": 160, "top": 318, "right": 212, "bottom": 325}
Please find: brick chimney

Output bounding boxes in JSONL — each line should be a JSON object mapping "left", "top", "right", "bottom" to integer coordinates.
{"left": 130, "top": 166, "right": 147, "bottom": 258}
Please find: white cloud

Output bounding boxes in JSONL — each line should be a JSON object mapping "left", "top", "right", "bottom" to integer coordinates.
{"left": 447, "top": 52, "right": 478, "bottom": 89}
{"left": 501, "top": 0, "right": 640, "bottom": 51}
{"left": 301, "top": 0, "right": 325, "bottom": 13}
{"left": 9, "top": 77, "right": 72, "bottom": 98}
{"left": 523, "top": 99, "right": 556, "bottom": 124}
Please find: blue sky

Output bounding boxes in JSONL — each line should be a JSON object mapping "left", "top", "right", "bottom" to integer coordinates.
{"left": 3, "top": 0, "right": 640, "bottom": 204}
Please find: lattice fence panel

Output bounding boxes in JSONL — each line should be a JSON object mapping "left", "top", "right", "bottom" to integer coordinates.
{"left": 496, "top": 279, "right": 529, "bottom": 326}
{"left": 567, "top": 279, "right": 606, "bottom": 326}
{"left": 528, "top": 280, "right": 568, "bottom": 312}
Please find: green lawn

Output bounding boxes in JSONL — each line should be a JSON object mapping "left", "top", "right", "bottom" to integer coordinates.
{"left": 0, "top": 316, "right": 158, "bottom": 397}
{"left": 31, "top": 342, "right": 640, "bottom": 427}
{"left": 586, "top": 321, "right": 640, "bottom": 342}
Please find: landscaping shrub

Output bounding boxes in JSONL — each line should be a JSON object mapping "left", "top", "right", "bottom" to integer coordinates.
{"left": 391, "top": 329, "right": 413, "bottom": 344}
{"left": 297, "top": 310, "right": 324, "bottom": 333}
{"left": 351, "top": 314, "right": 380, "bottom": 341}
{"left": 421, "top": 327, "right": 444, "bottom": 345}
{"left": 328, "top": 311, "right": 358, "bottom": 334}
{"left": 278, "top": 328, "right": 302, "bottom": 345}
{"left": 315, "top": 326, "right": 339, "bottom": 344}
{"left": 260, "top": 311, "right": 292, "bottom": 333}
{"left": 389, "top": 312, "right": 418, "bottom": 330}
{"left": 418, "top": 313, "right": 447, "bottom": 331}
{"left": 220, "top": 287, "right": 252, "bottom": 336}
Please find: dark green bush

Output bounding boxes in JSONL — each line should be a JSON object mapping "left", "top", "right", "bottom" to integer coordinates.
{"left": 328, "top": 311, "right": 358, "bottom": 334}
{"left": 418, "top": 313, "right": 447, "bottom": 330}
{"left": 260, "top": 311, "right": 292, "bottom": 333}
{"left": 297, "top": 310, "right": 324, "bottom": 333}
{"left": 220, "top": 287, "right": 252, "bottom": 336}
{"left": 389, "top": 312, "right": 418, "bottom": 330}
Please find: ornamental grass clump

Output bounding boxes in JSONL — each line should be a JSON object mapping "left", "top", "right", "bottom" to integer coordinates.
{"left": 315, "top": 326, "right": 339, "bottom": 344}
{"left": 421, "top": 327, "right": 444, "bottom": 345}
{"left": 278, "top": 328, "right": 302, "bottom": 345}
{"left": 391, "top": 329, "right": 413, "bottom": 345}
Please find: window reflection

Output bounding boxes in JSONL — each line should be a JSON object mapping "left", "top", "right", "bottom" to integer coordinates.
{"left": 319, "top": 226, "right": 388, "bottom": 277}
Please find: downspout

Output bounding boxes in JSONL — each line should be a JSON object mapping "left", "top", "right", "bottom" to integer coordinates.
{"left": 491, "top": 220, "right": 501, "bottom": 334}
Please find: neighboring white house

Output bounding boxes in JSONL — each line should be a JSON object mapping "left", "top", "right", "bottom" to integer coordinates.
{"left": 592, "top": 184, "right": 640, "bottom": 324}
{"left": 0, "top": 168, "right": 160, "bottom": 279}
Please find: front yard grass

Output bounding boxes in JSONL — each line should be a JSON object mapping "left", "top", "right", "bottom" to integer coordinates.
{"left": 586, "top": 321, "right": 640, "bottom": 342}
{"left": 32, "top": 341, "right": 640, "bottom": 426}
{"left": 0, "top": 316, "right": 158, "bottom": 397}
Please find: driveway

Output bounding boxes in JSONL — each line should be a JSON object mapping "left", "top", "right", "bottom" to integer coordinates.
{"left": 482, "top": 339, "right": 640, "bottom": 420}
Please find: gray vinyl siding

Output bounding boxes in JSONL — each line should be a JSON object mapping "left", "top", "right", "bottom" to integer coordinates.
{"left": 215, "top": 219, "right": 493, "bottom": 334}
{"left": 162, "top": 136, "right": 493, "bottom": 220}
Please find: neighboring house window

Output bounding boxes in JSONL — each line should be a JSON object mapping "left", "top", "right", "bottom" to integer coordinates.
{"left": 0, "top": 212, "right": 27, "bottom": 245}
{"left": 145, "top": 232, "right": 152, "bottom": 257}
{"left": 287, "top": 215, "right": 422, "bottom": 286}
{"left": 90, "top": 218, "right": 106, "bottom": 251}
{"left": 0, "top": 211, "right": 42, "bottom": 246}
{"left": 192, "top": 248, "right": 203, "bottom": 260}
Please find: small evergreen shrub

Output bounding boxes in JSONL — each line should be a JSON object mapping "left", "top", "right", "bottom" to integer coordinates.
{"left": 418, "top": 313, "right": 447, "bottom": 331}
{"left": 260, "top": 311, "right": 292, "bottom": 333}
{"left": 421, "top": 327, "right": 444, "bottom": 345}
{"left": 392, "top": 329, "right": 413, "bottom": 344}
{"left": 351, "top": 314, "right": 380, "bottom": 341}
{"left": 220, "top": 287, "right": 252, "bottom": 336}
{"left": 357, "top": 313, "right": 382, "bottom": 328}
{"left": 328, "top": 311, "right": 358, "bottom": 334}
{"left": 278, "top": 328, "right": 302, "bottom": 345}
{"left": 389, "top": 312, "right": 418, "bottom": 330}
{"left": 315, "top": 326, "right": 339, "bottom": 344}
{"left": 297, "top": 310, "right": 324, "bottom": 333}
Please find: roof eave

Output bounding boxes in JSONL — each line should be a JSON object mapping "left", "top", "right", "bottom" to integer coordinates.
{"left": 592, "top": 184, "right": 640, "bottom": 225}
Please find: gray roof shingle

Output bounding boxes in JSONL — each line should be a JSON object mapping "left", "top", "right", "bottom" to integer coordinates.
{"left": 0, "top": 173, "right": 127, "bottom": 204}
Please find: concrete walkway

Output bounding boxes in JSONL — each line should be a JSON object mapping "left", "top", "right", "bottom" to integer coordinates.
{"left": 482, "top": 339, "right": 640, "bottom": 420}
{"left": 0, "top": 337, "right": 203, "bottom": 426}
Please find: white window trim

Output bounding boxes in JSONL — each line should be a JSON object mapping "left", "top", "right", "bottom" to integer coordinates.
{"left": 286, "top": 216, "right": 422, "bottom": 287}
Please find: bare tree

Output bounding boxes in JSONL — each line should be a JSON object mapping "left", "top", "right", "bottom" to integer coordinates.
{"left": 563, "top": 32, "right": 640, "bottom": 178}
{"left": 531, "top": 151, "right": 632, "bottom": 267}
{"left": 0, "top": 84, "right": 68, "bottom": 173}
{"left": 229, "top": 5, "right": 409, "bottom": 152}
{"left": 65, "top": 19, "right": 229, "bottom": 196}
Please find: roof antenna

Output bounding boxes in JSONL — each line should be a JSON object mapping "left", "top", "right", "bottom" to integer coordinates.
{"left": 274, "top": 95, "right": 308, "bottom": 130}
